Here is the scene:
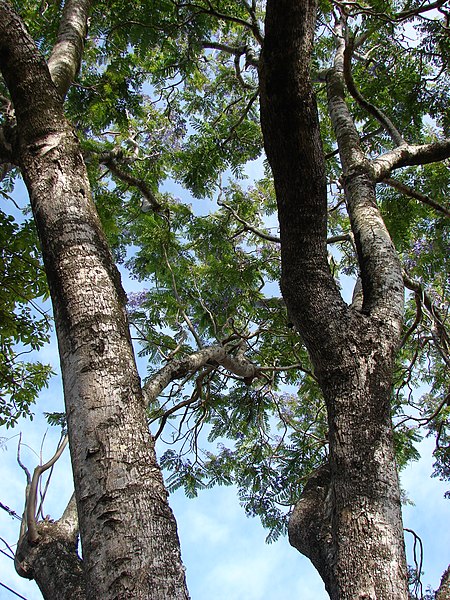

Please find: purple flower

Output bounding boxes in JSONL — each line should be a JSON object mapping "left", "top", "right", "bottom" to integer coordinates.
{"left": 127, "top": 290, "right": 148, "bottom": 309}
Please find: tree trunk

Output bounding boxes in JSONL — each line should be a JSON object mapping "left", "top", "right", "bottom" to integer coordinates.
{"left": 0, "top": 3, "right": 189, "bottom": 599}
{"left": 259, "top": 1, "right": 409, "bottom": 598}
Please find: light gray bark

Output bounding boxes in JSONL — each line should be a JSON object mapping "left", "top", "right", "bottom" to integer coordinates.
{"left": 372, "top": 140, "right": 450, "bottom": 181}
{"left": 143, "top": 344, "right": 259, "bottom": 403}
{"left": 48, "top": 0, "right": 92, "bottom": 98}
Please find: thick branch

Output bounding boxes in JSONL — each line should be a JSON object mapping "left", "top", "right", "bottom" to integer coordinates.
{"left": 326, "top": 24, "right": 404, "bottom": 328}
{"left": 372, "top": 140, "right": 450, "bottom": 181}
{"left": 15, "top": 493, "right": 85, "bottom": 600}
{"left": 48, "top": 0, "right": 92, "bottom": 98}
{"left": 201, "top": 41, "right": 259, "bottom": 67}
{"left": 259, "top": 0, "right": 347, "bottom": 365}
{"left": 143, "top": 345, "right": 259, "bottom": 403}
{"left": 288, "top": 463, "right": 334, "bottom": 596}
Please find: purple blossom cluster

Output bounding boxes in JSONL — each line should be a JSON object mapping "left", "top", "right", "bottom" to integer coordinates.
{"left": 127, "top": 290, "right": 148, "bottom": 309}
{"left": 404, "top": 237, "right": 433, "bottom": 270}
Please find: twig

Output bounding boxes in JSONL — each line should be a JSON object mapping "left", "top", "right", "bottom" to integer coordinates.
{"left": 384, "top": 177, "right": 450, "bottom": 218}
{"left": 163, "top": 246, "right": 203, "bottom": 348}
{"left": 343, "top": 36, "right": 406, "bottom": 146}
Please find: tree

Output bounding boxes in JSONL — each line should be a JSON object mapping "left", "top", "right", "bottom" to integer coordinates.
{"left": 0, "top": 0, "right": 449, "bottom": 599}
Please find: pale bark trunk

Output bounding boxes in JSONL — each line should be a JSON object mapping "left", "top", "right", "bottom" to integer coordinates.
{"left": 260, "top": 1, "right": 408, "bottom": 598}
{"left": 0, "top": 3, "right": 189, "bottom": 599}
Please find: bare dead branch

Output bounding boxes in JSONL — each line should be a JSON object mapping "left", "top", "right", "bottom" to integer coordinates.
{"left": 26, "top": 436, "right": 69, "bottom": 544}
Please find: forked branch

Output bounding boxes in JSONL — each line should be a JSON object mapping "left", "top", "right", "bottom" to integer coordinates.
{"left": 26, "top": 436, "right": 69, "bottom": 544}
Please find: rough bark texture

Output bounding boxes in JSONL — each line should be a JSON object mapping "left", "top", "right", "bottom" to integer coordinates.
{"left": 260, "top": 2, "right": 408, "bottom": 598}
{"left": 0, "top": 3, "right": 189, "bottom": 599}
{"left": 437, "top": 566, "right": 450, "bottom": 600}
{"left": 15, "top": 497, "right": 86, "bottom": 600}
{"left": 47, "top": 0, "right": 92, "bottom": 98}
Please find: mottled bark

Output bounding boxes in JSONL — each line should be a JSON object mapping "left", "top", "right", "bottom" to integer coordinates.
{"left": 15, "top": 496, "right": 86, "bottom": 600}
{"left": 260, "top": 2, "right": 408, "bottom": 598}
{"left": 48, "top": 0, "right": 92, "bottom": 98}
{"left": 437, "top": 565, "right": 450, "bottom": 600}
{"left": 288, "top": 464, "right": 334, "bottom": 592}
{"left": 143, "top": 344, "right": 259, "bottom": 403}
{"left": 372, "top": 140, "right": 450, "bottom": 181}
{"left": 0, "top": 3, "right": 189, "bottom": 599}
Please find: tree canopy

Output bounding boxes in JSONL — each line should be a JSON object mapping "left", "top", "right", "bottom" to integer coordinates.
{"left": 0, "top": 0, "right": 450, "bottom": 598}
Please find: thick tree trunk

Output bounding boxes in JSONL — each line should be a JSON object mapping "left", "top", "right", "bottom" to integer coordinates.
{"left": 260, "top": 1, "right": 408, "bottom": 598}
{"left": 0, "top": 3, "right": 189, "bottom": 599}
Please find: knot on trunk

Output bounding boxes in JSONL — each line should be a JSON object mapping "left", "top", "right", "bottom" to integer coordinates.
{"left": 15, "top": 519, "right": 85, "bottom": 599}
{"left": 288, "top": 462, "right": 334, "bottom": 592}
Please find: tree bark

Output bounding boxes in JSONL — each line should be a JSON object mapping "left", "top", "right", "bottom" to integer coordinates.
{"left": 260, "top": 2, "right": 408, "bottom": 598}
{"left": 15, "top": 496, "right": 86, "bottom": 600}
{"left": 437, "top": 566, "right": 450, "bottom": 600}
{"left": 0, "top": 3, "right": 189, "bottom": 599}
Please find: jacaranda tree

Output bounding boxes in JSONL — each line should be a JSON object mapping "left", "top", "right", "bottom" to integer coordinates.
{"left": 0, "top": 0, "right": 449, "bottom": 598}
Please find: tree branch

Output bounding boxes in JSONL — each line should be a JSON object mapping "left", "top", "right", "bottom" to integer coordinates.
{"left": 163, "top": 246, "right": 203, "bottom": 348}
{"left": 177, "top": 1, "right": 263, "bottom": 43}
{"left": 15, "top": 491, "right": 85, "bottom": 600}
{"left": 259, "top": 0, "right": 348, "bottom": 362}
{"left": 326, "top": 17, "right": 404, "bottom": 325}
{"left": 219, "top": 201, "right": 352, "bottom": 246}
{"left": 372, "top": 140, "right": 450, "bottom": 181}
{"left": 47, "top": 0, "right": 92, "bottom": 98}
{"left": 403, "top": 272, "right": 450, "bottom": 357}
{"left": 27, "top": 436, "right": 69, "bottom": 544}
{"left": 218, "top": 200, "right": 280, "bottom": 242}
{"left": 288, "top": 463, "right": 334, "bottom": 595}
{"left": 397, "top": 0, "right": 449, "bottom": 20}
{"left": 142, "top": 345, "right": 259, "bottom": 404}
{"left": 201, "top": 41, "right": 258, "bottom": 67}
{"left": 99, "top": 151, "right": 162, "bottom": 212}
{"left": 343, "top": 36, "right": 405, "bottom": 146}
{"left": 383, "top": 177, "right": 450, "bottom": 218}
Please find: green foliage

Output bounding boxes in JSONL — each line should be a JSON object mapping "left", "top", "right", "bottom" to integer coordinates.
{"left": 4, "top": 0, "right": 450, "bottom": 541}
{"left": 0, "top": 207, "right": 52, "bottom": 427}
